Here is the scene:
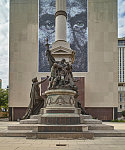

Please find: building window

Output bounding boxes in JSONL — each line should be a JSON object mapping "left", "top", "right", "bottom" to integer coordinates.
{"left": 118, "top": 40, "right": 125, "bottom": 46}
{"left": 120, "top": 105, "right": 122, "bottom": 109}
{"left": 123, "top": 49, "right": 124, "bottom": 82}
{"left": 118, "top": 49, "right": 119, "bottom": 81}
{"left": 120, "top": 93, "right": 122, "bottom": 102}
{"left": 120, "top": 48, "right": 121, "bottom": 82}
{"left": 124, "top": 94, "right": 125, "bottom": 101}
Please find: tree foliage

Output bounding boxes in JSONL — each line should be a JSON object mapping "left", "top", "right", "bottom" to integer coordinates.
{"left": 122, "top": 110, "right": 125, "bottom": 117}
{"left": 0, "top": 89, "right": 8, "bottom": 110}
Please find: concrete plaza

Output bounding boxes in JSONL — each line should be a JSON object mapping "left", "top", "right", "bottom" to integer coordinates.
{"left": 0, "top": 121, "right": 125, "bottom": 150}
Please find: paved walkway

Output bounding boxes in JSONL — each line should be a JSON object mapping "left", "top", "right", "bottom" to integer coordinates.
{"left": 103, "top": 122, "right": 125, "bottom": 130}
{"left": 0, "top": 121, "right": 125, "bottom": 150}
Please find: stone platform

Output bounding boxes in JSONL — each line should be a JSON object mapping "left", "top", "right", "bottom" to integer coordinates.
{"left": 2, "top": 114, "right": 121, "bottom": 139}
{"left": 26, "top": 131, "right": 93, "bottom": 139}
{"left": 3, "top": 89, "right": 119, "bottom": 139}
{"left": 0, "top": 115, "right": 125, "bottom": 139}
{"left": 9, "top": 124, "right": 88, "bottom": 132}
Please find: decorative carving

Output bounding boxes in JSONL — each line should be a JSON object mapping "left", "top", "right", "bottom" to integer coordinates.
{"left": 55, "top": 96, "right": 67, "bottom": 105}
{"left": 46, "top": 95, "right": 76, "bottom": 106}
{"left": 47, "top": 97, "right": 53, "bottom": 105}
{"left": 69, "top": 96, "right": 75, "bottom": 105}
{"left": 53, "top": 50, "right": 68, "bottom": 53}
{"left": 51, "top": 46, "right": 73, "bottom": 54}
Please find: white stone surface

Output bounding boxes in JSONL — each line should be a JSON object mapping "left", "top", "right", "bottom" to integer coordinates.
{"left": 55, "top": 0, "right": 67, "bottom": 41}
{"left": 56, "top": 0, "right": 66, "bottom": 12}
{"left": 55, "top": 15, "right": 67, "bottom": 41}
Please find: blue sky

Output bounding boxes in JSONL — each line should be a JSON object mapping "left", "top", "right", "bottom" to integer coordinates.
{"left": 0, "top": 0, "right": 125, "bottom": 88}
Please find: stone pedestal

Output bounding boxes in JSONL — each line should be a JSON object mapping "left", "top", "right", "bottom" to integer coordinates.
{"left": 38, "top": 89, "right": 81, "bottom": 125}
{"left": 50, "top": 41, "right": 75, "bottom": 63}
{"left": 45, "top": 89, "right": 76, "bottom": 107}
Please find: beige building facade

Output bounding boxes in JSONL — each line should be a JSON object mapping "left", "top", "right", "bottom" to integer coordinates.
{"left": 9, "top": 0, "right": 118, "bottom": 120}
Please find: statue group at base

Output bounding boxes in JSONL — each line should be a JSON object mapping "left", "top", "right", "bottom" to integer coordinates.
{"left": 46, "top": 39, "right": 78, "bottom": 92}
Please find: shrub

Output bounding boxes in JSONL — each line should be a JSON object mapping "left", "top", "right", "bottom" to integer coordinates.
{"left": 122, "top": 110, "right": 125, "bottom": 117}
{"left": 111, "top": 119, "right": 125, "bottom": 122}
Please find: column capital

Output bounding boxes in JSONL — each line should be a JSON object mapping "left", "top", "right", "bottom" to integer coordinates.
{"left": 55, "top": 10, "right": 67, "bottom": 18}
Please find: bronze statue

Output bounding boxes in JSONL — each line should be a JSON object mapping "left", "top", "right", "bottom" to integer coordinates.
{"left": 46, "top": 38, "right": 56, "bottom": 68}
{"left": 23, "top": 37, "right": 83, "bottom": 119}
{"left": 23, "top": 77, "right": 48, "bottom": 119}
{"left": 45, "top": 40, "right": 78, "bottom": 91}
{"left": 77, "top": 101, "right": 87, "bottom": 115}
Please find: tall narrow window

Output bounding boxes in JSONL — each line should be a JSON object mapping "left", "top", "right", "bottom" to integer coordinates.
{"left": 120, "top": 93, "right": 122, "bottom": 102}
{"left": 118, "top": 48, "right": 119, "bottom": 81}
{"left": 120, "top": 48, "right": 121, "bottom": 82}
{"left": 122, "top": 48, "right": 124, "bottom": 82}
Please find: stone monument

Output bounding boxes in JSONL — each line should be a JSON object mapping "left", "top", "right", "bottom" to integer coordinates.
{"left": 7, "top": 0, "right": 115, "bottom": 139}
{"left": 25, "top": 0, "right": 86, "bottom": 127}
{"left": 20, "top": 0, "right": 93, "bottom": 139}
{"left": 40, "top": 42, "right": 80, "bottom": 125}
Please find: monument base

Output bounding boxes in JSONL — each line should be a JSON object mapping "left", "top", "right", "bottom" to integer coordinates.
{"left": 5, "top": 114, "right": 120, "bottom": 139}
{"left": 6, "top": 90, "right": 116, "bottom": 139}
{"left": 36, "top": 89, "right": 81, "bottom": 125}
{"left": 26, "top": 131, "right": 93, "bottom": 139}
{"left": 18, "top": 89, "right": 94, "bottom": 139}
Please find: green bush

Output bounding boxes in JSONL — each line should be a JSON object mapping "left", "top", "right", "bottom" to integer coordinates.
{"left": 111, "top": 119, "right": 125, "bottom": 122}
{"left": 0, "top": 89, "right": 8, "bottom": 110}
{"left": 2, "top": 113, "right": 8, "bottom": 118}
{"left": 122, "top": 110, "right": 125, "bottom": 117}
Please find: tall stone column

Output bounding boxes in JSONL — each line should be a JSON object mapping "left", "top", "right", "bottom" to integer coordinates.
{"left": 50, "top": 0, "right": 75, "bottom": 63}
{"left": 55, "top": 0, "right": 67, "bottom": 41}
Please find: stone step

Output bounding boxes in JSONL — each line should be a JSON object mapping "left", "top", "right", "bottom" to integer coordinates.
{"left": 87, "top": 124, "right": 114, "bottom": 130}
{"left": 81, "top": 119, "right": 102, "bottom": 124}
{"left": 1, "top": 130, "right": 125, "bottom": 138}
{"left": 0, "top": 130, "right": 28, "bottom": 137}
{"left": 8, "top": 124, "right": 38, "bottom": 130}
{"left": 8, "top": 123, "right": 114, "bottom": 131}
{"left": 39, "top": 114, "right": 80, "bottom": 125}
{"left": 20, "top": 119, "right": 38, "bottom": 124}
{"left": 33, "top": 125, "right": 88, "bottom": 132}
{"left": 8, "top": 124, "right": 88, "bottom": 132}
{"left": 40, "top": 107, "right": 81, "bottom": 115}
{"left": 26, "top": 131, "right": 94, "bottom": 139}
{"left": 93, "top": 130, "right": 125, "bottom": 137}
{"left": 40, "top": 117, "right": 80, "bottom": 125}
{"left": 30, "top": 115, "right": 41, "bottom": 119}
{"left": 80, "top": 114, "right": 92, "bottom": 120}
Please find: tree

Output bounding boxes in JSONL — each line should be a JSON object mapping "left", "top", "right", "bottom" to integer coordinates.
{"left": 0, "top": 89, "right": 8, "bottom": 111}
{"left": 122, "top": 110, "right": 125, "bottom": 117}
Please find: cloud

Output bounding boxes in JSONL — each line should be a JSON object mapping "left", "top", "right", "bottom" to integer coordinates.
{"left": 0, "top": 0, "right": 9, "bottom": 89}
{"left": 118, "top": 0, "right": 125, "bottom": 38}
